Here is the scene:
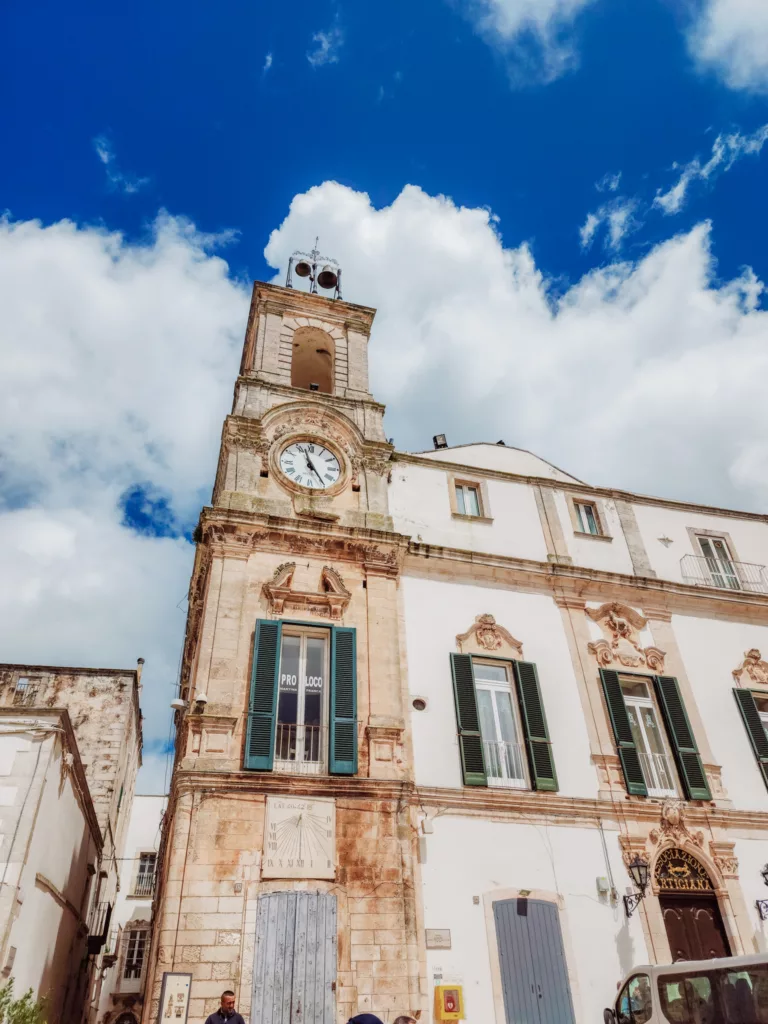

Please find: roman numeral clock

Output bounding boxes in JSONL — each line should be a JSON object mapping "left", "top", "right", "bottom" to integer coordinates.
{"left": 279, "top": 441, "right": 341, "bottom": 490}
{"left": 263, "top": 796, "right": 336, "bottom": 880}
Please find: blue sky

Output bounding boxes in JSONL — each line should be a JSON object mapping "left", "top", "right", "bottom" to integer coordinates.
{"left": 2, "top": 0, "right": 768, "bottom": 790}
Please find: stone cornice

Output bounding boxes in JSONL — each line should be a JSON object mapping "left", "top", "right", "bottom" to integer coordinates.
{"left": 404, "top": 542, "right": 768, "bottom": 620}
{"left": 251, "top": 281, "right": 377, "bottom": 332}
{"left": 233, "top": 378, "right": 387, "bottom": 415}
{"left": 393, "top": 452, "right": 768, "bottom": 525}
{"left": 172, "top": 769, "right": 412, "bottom": 803}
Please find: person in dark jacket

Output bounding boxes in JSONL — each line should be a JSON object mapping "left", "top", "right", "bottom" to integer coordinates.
{"left": 204, "top": 990, "right": 245, "bottom": 1024}
{"left": 347, "top": 1015, "right": 385, "bottom": 1024}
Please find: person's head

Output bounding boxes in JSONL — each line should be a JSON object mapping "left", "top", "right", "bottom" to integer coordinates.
{"left": 221, "top": 991, "right": 236, "bottom": 1015}
{"left": 393, "top": 1016, "right": 417, "bottom": 1024}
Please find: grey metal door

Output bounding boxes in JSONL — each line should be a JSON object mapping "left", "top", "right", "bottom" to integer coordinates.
{"left": 252, "top": 891, "right": 337, "bottom": 1024}
{"left": 493, "top": 898, "right": 576, "bottom": 1024}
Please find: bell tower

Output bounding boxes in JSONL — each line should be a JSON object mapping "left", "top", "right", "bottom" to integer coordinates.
{"left": 145, "top": 270, "right": 424, "bottom": 1024}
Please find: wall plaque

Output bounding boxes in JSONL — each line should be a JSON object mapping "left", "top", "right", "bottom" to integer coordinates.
{"left": 426, "top": 928, "right": 452, "bottom": 949}
{"left": 158, "top": 972, "right": 191, "bottom": 1023}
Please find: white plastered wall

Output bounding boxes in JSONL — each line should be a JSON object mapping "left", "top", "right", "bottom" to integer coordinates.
{"left": 553, "top": 491, "right": 636, "bottom": 575}
{"left": 390, "top": 464, "right": 549, "bottom": 563}
{"left": 420, "top": 816, "right": 646, "bottom": 1024}
{"left": 402, "top": 576, "right": 597, "bottom": 799}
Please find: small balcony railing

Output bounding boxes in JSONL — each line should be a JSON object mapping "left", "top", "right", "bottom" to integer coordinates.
{"left": 639, "top": 751, "right": 677, "bottom": 797}
{"left": 274, "top": 723, "right": 327, "bottom": 775}
{"left": 680, "top": 554, "right": 768, "bottom": 595}
{"left": 87, "top": 901, "right": 112, "bottom": 955}
{"left": 132, "top": 874, "right": 155, "bottom": 898}
{"left": 483, "top": 740, "right": 527, "bottom": 788}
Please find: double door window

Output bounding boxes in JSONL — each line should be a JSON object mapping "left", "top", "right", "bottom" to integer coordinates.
{"left": 620, "top": 677, "right": 678, "bottom": 798}
{"left": 276, "top": 629, "right": 329, "bottom": 773}
{"left": 474, "top": 661, "right": 527, "bottom": 789}
{"left": 698, "top": 536, "right": 740, "bottom": 590}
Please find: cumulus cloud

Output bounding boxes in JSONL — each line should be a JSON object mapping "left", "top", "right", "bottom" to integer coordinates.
{"left": 453, "top": 0, "right": 596, "bottom": 83}
{"left": 93, "top": 136, "right": 150, "bottom": 195}
{"left": 307, "top": 26, "right": 344, "bottom": 67}
{"left": 596, "top": 171, "right": 621, "bottom": 193}
{"left": 0, "top": 213, "right": 248, "bottom": 790}
{"left": 688, "top": 0, "right": 768, "bottom": 92}
{"left": 579, "top": 197, "right": 640, "bottom": 250}
{"left": 654, "top": 124, "right": 768, "bottom": 214}
{"left": 265, "top": 182, "right": 768, "bottom": 513}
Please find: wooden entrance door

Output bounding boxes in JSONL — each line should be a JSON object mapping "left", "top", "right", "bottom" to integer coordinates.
{"left": 660, "top": 894, "right": 730, "bottom": 961}
{"left": 251, "top": 891, "right": 337, "bottom": 1024}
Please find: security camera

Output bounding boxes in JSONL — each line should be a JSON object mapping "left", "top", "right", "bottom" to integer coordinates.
{"left": 170, "top": 698, "right": 188, "bottom": 712}
{"left": 194, "top": 692, "right": 209, "bottom": 707}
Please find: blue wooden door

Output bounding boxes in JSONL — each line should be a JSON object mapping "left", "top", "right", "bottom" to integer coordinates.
{"left": 252, "top": 891, "right": 337, "bottom": 1024}
{"left": 493, "top": 898, "right": 576, "bottom": 1024}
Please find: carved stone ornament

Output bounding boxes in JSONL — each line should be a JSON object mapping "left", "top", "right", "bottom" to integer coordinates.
{"left": 586, "top": 602, "right": 666, "bottom": 672}
{"left": 709, "top": 840, "right": 739, "bottom": 879}
{"left": 456, "top": 615, "right": 524, "bottom": 657}
{"left": 648, "top": 799, "right": 704, "bottom": 849}
{"left": 263, "top": 563, "right": 351, "bottom": 620}
{"left": 733, "top": 649, "right": 768, "bottom": 687}
{"left": 619, "top": 834, "right": 650, "bottom": 868}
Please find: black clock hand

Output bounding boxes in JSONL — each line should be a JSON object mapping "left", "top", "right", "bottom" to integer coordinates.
{"left": 305, "top": 453, "right": 324, "bottom": 484}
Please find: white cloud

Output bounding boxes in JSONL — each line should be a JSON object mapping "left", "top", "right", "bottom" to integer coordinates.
{"left": 93, "top": 136, "right": 150, "bottom": 195}
{"left": 453, "top": 0, "right": 596, "bottom": 82}
{"left": 688, "top": 0, "right": 768, "bottom": 92}
{"left": 596, "top": 171, "right": 621, "bottom": 193}
{"left": 579, "top": 197, "right": 639, "bottom": 250}
{"left": 263, "top": 52, "right": 273, "bottom": 74}
{"left": 307, "top": 27, "right": 343, "bottom": 67}
{"left": 0, "top": 213, "right": 248, "bottom": 791}
{"left": 266, "top": 182, "right": 768, "bottom": 513}
{"left": 654, "top": 124, "right": 768, "bottom": 214}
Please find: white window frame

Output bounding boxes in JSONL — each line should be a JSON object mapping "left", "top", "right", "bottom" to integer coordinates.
{"left": 121, "top": 926, "right": 148, "bottom": 982}
{"left": 472, "top": 658, "right": 528, "bottom": 790}
{"left": 696, "top": 534, "right": 741, "bottom": 591}
{"left": 275, "top": 626, "right": 330, "bottom": 776}
{"left": 567, "top": 495, "right": 611, "bottom": 540}
{"left": 620, "top": 676, "right": 678, "bottom": 799}
{"left": 131, "top": 852, "right": 157, "bottom": 897}
{"left": 448, "top": 476, "right": 492, "bottom": 523}
{"left": 455, "top": 483, "right": 481, "bottom": 518}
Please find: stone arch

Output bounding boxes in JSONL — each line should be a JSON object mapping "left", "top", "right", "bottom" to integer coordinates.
{"left": 291, "top": 326, "right": 335, "bottom": 393}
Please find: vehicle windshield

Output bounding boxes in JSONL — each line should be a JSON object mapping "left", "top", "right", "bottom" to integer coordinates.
{"left": 657, "top": 963, "right": 768, "bottom": 1023}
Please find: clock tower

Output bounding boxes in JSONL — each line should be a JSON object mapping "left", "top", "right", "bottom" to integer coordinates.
{"left": 144, "top": 278, "right": 424, "bottom": 1024}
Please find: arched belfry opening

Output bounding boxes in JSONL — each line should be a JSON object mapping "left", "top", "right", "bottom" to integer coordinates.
{"left": 291, "top": 326, "right": 335, "bottom": 394}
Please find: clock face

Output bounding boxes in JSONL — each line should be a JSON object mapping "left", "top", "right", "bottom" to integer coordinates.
{"left": 279, "top": 442, "right": 341, "bottom": 490}
{"left": 263, "top": 796, "right": 336, "bottom": 880}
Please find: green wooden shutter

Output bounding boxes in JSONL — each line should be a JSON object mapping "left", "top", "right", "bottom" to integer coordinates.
{"left": 654, "top": 675, "right": 711, "bottom": 801}
{"left": 599, "top": 669, "right": 648, "bottom": 797}
{"left": 733, "top": 688, "right": 768, "bottom": 790}
{"left": 449, "top": 654, "right": 487, "bottom": 787}
{"left": 244, "top": 620, "right": 281, "bottom": 771}
{"left": 512, "top": 661, "right": 558, "bottom": 792}
{"left": 330, "top": 627, "right": 357, "bottom": 775}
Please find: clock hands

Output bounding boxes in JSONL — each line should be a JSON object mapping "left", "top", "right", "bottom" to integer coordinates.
{"left": 303, "top": 450, "right": 325, "bottom": 486}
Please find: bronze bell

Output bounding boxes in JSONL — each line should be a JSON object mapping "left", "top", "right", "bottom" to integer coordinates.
{"left": 316, "top": 265, "right": 338, "bottom": 290}
{"left": 294, "top": 260, "right": 312, "bottom": 278}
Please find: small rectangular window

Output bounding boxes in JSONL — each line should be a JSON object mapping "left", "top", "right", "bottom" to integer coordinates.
{"left": 574, "top": 501, "right": 600, "bottom": 536}
{"left": 122, "top": 928, "right": 147, "bottom": 979}
{"left": 13, "top": 677, "right": 40, "bottom": 707}
{"left": 455, "top": 483, "right": 481, "bottom": 518}
{"left": 620, "top": 676, "right": 677, "bottom": 798}
{"left": 133, "top": 853, "right": 157, "bottom": 897}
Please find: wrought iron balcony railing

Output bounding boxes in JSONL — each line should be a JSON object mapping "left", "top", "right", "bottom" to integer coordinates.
{"left": 274, "top": 723, "right": 328, "bottom": 775}
{"left": 483, "top": 739, "right": 527, "bottom": 788}
{"left": 680, "top": 554, "right": 768, "bottom": 594}
{"left": 639, "top": 751, "right": 677, "bottom": 797}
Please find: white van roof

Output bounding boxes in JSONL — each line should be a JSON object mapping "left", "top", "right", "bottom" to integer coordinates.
{"left": 629, "top": 952, "right": 768, "bottom": 978}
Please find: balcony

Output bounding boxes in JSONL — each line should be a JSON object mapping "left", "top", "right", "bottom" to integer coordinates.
{"left": 680, "top": 554, "right": 768, "bottom": 595}
{"left": 131, "top": 874, "right": 155, "bottom": 898}
{"left": 87, "top": 901, "right": 112, "bottom": 955}
{"left": 483, "top": 739, "right": 527, "bottom": 789}
{"left": 274, "top": 723, "right": 327, "bottom": 776}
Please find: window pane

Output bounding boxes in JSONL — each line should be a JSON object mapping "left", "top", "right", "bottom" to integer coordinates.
{"left": 712, "top": 539, "right": 733, "bottom": 563}
{"left": 621, "top": 679, "right": 650, "bottom": 701}
{"left": 625, "top": 704, "right": 648, "bottom": 754}
{"left": 466, "top": 487, "right": 480, "bottom": 517}
{"left": 699, "top": 538, "right": 716, "bottom": 561}
{"left": 280, "top": 635, "right": 300, "bottom": 691}
{"left": 575, "top": 504, "right": 586, "bottom": 532}
{"left": 494, "top": 691, "right": 520, "bottom": 745}
{"left": 473, "top": 663, "right": 508, "bottom": 684}
{"left": 476, "top": 689, "right": 497, "bottom": 743}
{"left": 584, "top": 504, "right": 599, "bottom": 535}
{"left": 455, "top": 484, "right": 466, "bottom": 515}
{"left": 641, "top": 707, "right": 666, "bottom": 756}
{"left": 628, "top": 976, "right": 652, "bottom": 1024}
{"left": 659, "top": 974, "right": 714, "bottom": 1024}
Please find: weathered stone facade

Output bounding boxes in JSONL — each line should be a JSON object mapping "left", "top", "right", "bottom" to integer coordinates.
{"left": 144, "top": 283, "right": 425, "bottom": 1024}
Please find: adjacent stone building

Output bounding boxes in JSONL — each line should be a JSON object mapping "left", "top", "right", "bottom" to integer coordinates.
{"left": 145, "top": 276, "right": 768, "bottom": 1024}
{"left": 0, "top": 663, "right": 143, "bottom": 1022}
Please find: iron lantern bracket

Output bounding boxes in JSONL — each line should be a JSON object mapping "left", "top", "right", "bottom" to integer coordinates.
{"left": 623, "top": 889, "right": 646, "bottom": 918}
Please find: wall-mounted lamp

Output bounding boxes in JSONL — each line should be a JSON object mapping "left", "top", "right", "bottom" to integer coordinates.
{"left": 756, "top": 864, "right": 768, "bottom": 920}
{"left": 193, "top": 692, "right": 209, "bottom": 713}
{"left": 623, "top": 855, "right": 650, "bottom": 917}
